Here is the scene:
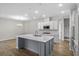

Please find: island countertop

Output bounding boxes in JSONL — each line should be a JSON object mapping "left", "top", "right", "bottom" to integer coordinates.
{"left": 16, "top": 34, "right": 54, "bottom": 42}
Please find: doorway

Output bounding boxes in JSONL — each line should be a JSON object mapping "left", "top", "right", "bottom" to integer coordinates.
{"left": 64, "top": 18, "right": 69, "bottom": 41}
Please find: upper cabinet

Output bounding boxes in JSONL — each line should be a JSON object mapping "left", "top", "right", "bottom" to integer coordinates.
{"left": 53, "top": 20, "right": 58, "bottom": 30}
{"left": 38, "top": 22, "right": 43, "bottom": 29}
{"left": 49, "top": 21, "right": 53, "bottom": 30}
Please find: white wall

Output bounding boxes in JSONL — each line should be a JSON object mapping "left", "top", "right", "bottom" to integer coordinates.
{"left": 23, "top": 19, "right": 43, "bottom": 34}
{"left": 0, "top": 18, "right": 24, "bottom": 41}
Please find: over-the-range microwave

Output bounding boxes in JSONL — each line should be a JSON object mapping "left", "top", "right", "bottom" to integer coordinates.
{"left": 43, "top": 25, "right": 50, "bottom": 29}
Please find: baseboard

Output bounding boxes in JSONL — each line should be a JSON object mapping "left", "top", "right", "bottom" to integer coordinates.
{"left": 0, "top": 37, "right": 15, "bottom": 41}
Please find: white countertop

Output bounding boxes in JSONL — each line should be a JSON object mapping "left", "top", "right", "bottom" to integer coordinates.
{"left": 16, "top": 34, "right": 54, "bottom": 42}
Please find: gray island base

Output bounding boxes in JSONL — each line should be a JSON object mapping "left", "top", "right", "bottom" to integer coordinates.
{"left": 16, "top": 34, "right": 54, "bottom": 56}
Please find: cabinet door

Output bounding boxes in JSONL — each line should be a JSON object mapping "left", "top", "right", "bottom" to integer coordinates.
{"left": 50, "top": 21, "right": 53, "bottom": 30}
{"left": 53, "top": 21, "right": 58, "bottom": 30}
{"left": 40, "top": 22, "right": 43, "bottom": 29}
{"left": 43, "top": 22, "right": 49, "bottom": 26}
{"left": 38, "top": 23, "right": 41, "bottom": 29}
{"left": 38, "top": 22, "right": 43, "bottom": 29}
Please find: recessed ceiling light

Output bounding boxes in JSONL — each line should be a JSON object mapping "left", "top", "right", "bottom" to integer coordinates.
{"left": 34, "top": 10, "right": 39, "bottom": 14}
{"left": 42, "top": 14, "right": 46, "bottom": 18}
{"left": 58, "top": 3, "right": 63, "bottom": 7}
{"left": 61, "top": 11, "right": 65, "bottom": 14}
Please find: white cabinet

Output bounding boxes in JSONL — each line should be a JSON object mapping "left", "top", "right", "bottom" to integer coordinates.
{"left": 49, "top": 21, "right": 53, "bottom": 29}
{"left": 49, "top": 21, "right": 58, "bottom": 30}
{"left": 38, "top": 22, "right": 43, "bottom": 29}
{"left": 53, "top": 21, "right": 58, "bottom": 30}
{"left": 38, "top": 23, "right": 41, "bottom": 29}
{"left": 44, "top": 22, "right": 49, "bottom": 26}
{"left": 40, "top": 23, "right": 43, "bottom": 29}
{"left": 38, "top": 21, "right": 58, "bottom": 30}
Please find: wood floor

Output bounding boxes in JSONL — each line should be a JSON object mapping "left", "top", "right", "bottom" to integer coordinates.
{"left": 53, "top": 40, "right": 74, "bottom": 56}
{"left": 0, "top": 39, "right": 73, "bottom": 56}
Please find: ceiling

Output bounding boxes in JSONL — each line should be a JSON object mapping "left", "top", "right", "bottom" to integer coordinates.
{"left": 0, "top": 3, "right": 78, "bottom": 21}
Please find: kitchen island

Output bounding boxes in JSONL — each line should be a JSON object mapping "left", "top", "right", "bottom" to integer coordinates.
{"left": 16, "top": 34, "right": 54, "bottom": 56}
